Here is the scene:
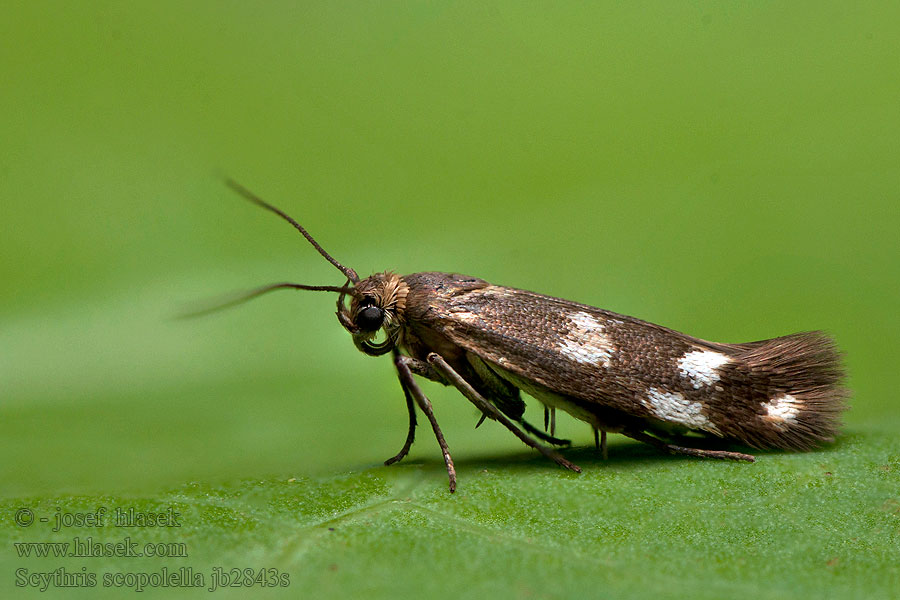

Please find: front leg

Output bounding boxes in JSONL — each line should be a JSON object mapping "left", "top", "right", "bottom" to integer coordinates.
{"left": 384, "top": 351, "right": 453, "bottom": 465}
{"left": 394, "top": 353, "right": 458, "bottom": 492}
{"left": 383, "top": 359, "right": 417, "bottom": 466}
{"left": 426, "top": 353, "right": 582, "bottom": 475}
{"left": 397, "top": 354, "right": 444, "bottom": 382}
{"left": 405, "top": 354, "right": 570, "bottom": 447}
{"left": 383, "top": 351, "right": 450, "bottom": 468}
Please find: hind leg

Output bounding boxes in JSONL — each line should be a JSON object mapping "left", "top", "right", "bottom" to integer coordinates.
{"left": 624, "top": 429, "right": 755, "bottom": 462}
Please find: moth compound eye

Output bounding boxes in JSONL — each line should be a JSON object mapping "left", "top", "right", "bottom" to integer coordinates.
{"left": 355, "top": 305, "right": 384, "bottom": 332}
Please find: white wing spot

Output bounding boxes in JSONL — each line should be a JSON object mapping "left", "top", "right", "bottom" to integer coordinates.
{"left": 677, "top": 350, "right": 731, "bottom": 388}
{"left": 558, "top": 311, "right": 615, "bottom": 367}
{"left": 449, "top": 309, "right": 479, "bottom": 324}
{"left": 762, "top": 393, "right": 801, "bottom": 426}
{"left": 568, "top": 311, "right": 601, "bottom": 331}
{"left": 642, "top": 387, "right": 720, "bottom": 434}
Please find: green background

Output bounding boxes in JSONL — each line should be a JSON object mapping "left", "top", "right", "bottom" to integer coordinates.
{"left": 2, "top": 2, "right": 898, "bottom": 598}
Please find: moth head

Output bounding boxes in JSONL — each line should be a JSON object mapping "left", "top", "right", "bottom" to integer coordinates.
{"left": 337, "top": 272, "right": 409, "bottom": 357}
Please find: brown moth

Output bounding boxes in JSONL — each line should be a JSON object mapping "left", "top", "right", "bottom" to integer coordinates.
{"left": 213, "top": 180, "right": 847, "bottom": 492}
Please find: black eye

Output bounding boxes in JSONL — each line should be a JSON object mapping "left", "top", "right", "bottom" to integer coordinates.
{"left": 355, "top": 305, "right": 384, "bottom": 332}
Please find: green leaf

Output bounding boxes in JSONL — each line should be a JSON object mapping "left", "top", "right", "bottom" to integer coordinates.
{"left": 4, "top": 433, "right": 898, "bottom": 599}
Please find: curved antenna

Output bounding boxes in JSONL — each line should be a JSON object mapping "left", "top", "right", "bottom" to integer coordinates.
{"left": 179, "top": 282, "right": 356, "bottom": 319}
{"left": 224, "top": 178, "right": 360, "bottom": 283}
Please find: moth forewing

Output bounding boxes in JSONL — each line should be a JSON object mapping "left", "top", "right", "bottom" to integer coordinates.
{"left": 218, "top": 183, "right": 848, "bottom": 493}
{"left": 420, "top": 276, "right": 846, "bottom": 452}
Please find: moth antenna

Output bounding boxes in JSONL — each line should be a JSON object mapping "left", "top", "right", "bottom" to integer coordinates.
{"left": 224, "top": 178, "right": 360, "bottom": 283}
{"left": 179, "top": 282, "right": 356, "bottom": 319}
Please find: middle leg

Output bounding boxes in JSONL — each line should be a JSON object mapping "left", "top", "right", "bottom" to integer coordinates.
{"left": 426, "top": 353, "right": 581, "bottom": 474}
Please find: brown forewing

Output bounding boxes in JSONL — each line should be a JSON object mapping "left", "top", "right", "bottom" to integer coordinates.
{"left": 426, "top": 283, "right": 719, "bottom": 417}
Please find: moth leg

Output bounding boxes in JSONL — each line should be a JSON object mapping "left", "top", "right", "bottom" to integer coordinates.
{"left": 426, "top": 353, "right": 582, "bottom": 474}
{"left": 601, "top": 430, "right": 608, "bottom": 460}
{"left": 397, "top": 355, "right": 444, "bottom": 382}
{"left": 406, "top": 355, "right": 569, "bottom": 446}
{"left": 593, "top": 428, "right": 608, "bottom": 460}
{"left": 469, "top": 397, "right": 568, "bottom": 446}
{"left": 518, "top": 418, "right": 571, "bottom": 447}
{"left": 384, "top": 363, "right": 417, "bottom": 466}
{"left": 624, "top": 429, "right": 755, "bottom": 462}
{"left": 394, "top": 354, "right": 458, "bottom": 492}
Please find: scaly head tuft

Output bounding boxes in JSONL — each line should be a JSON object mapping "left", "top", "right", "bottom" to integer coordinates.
{"left": 337, "top": 271, "right": 409, "bottom": 356}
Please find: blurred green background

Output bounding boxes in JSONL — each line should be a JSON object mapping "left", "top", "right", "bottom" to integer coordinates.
{"left": 2, "top": 2, "right": 898, "bottom": 598}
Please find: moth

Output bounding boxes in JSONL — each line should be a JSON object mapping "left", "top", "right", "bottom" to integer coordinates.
{"left": 210, "top": 180, "right": 847, "bottom": 492}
